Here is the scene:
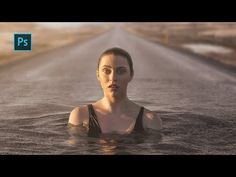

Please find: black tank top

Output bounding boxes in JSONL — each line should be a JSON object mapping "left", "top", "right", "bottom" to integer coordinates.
{"left": 87, "top": 104, "right": 145, "bottom": 137}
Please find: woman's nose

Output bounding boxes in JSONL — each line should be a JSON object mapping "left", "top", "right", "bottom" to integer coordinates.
{"left": 110, "top": 71, "right": 117, "bottom": 81}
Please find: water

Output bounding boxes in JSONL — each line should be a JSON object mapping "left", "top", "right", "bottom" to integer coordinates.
{"left": 1, "top": 76, "right": 235, "bottom": 154}
{"left": 0, "top": 109, "right": 235, "bottom": 155}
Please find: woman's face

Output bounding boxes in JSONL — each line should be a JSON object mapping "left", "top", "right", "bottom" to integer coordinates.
{"left": 97, "top": 54, "right": 133, "bottom": 98}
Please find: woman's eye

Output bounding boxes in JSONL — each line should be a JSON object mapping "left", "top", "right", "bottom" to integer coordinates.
{"left": 103, "top": 69, "right": 111, "bottom": 74}
{"left": 117, "top": 68, "right": 126, "bottom": 74}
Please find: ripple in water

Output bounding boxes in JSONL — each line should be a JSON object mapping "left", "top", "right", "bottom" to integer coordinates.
{"left": 0, "top": 111, "right": 235, "bottom": 154}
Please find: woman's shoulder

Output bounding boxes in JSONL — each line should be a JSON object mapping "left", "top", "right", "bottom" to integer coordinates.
{"left": 68, "top": 105, "right": 89, "bottom": 126}
{"left": 142, "top": 107, "right": 162, "bottom": 130}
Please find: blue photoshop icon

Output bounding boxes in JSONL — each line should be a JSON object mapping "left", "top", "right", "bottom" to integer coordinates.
{"left": 14, "top": 33, "right": 32, "bottom": 51}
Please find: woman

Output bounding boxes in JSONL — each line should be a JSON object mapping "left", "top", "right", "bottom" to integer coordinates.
{"left": 68, "top": 47, "right": 162, "bottom": 137}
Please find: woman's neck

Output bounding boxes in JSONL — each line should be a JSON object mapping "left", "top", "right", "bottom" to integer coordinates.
{"left": 101, "top": 96, "right": 130, "bottom": 114}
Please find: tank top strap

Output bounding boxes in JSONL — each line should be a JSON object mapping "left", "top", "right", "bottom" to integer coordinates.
{"left": 87, "top": 104, "right": 102, "bottom": 137}
{"left": 133, "top": 106, "right": 145, "bottom": 132}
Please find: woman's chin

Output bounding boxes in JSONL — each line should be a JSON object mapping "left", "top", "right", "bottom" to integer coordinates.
{"left": 109, "top": 91, "right": 120, "bottom": 97}
{"left": 110, "top": 93, "right": 119, "bottom": 98}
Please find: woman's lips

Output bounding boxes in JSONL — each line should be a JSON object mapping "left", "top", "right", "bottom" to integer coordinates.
{"left": 108, "top": 84, "right": 119, "bottom": 89}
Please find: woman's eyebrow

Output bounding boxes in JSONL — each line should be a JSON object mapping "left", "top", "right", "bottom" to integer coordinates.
{"left": 102, "top": 65, "right": 112, "bottom": 68}
{"left": 117, "top": 66, "right": 127, "bottom": 69}
{"left": 102, "top": 65, "right": 127, "bottom": 69}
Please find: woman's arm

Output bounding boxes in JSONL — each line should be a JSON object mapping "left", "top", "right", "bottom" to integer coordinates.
{"left": 68, "top": 106, "right": 87, "bottom": 126}
{"left": 143, "top": 110, "right": 162, "bottom": 130}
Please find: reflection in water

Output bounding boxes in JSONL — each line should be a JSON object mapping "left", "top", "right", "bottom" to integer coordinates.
{"left": 66, "top": 124, "right": 163, "bottom": 155}
{"left": 66, "top": 124, "right": 87, "bottom": 146}
{"left": 98, "top": 138, "right": 118, "bottom": 155}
